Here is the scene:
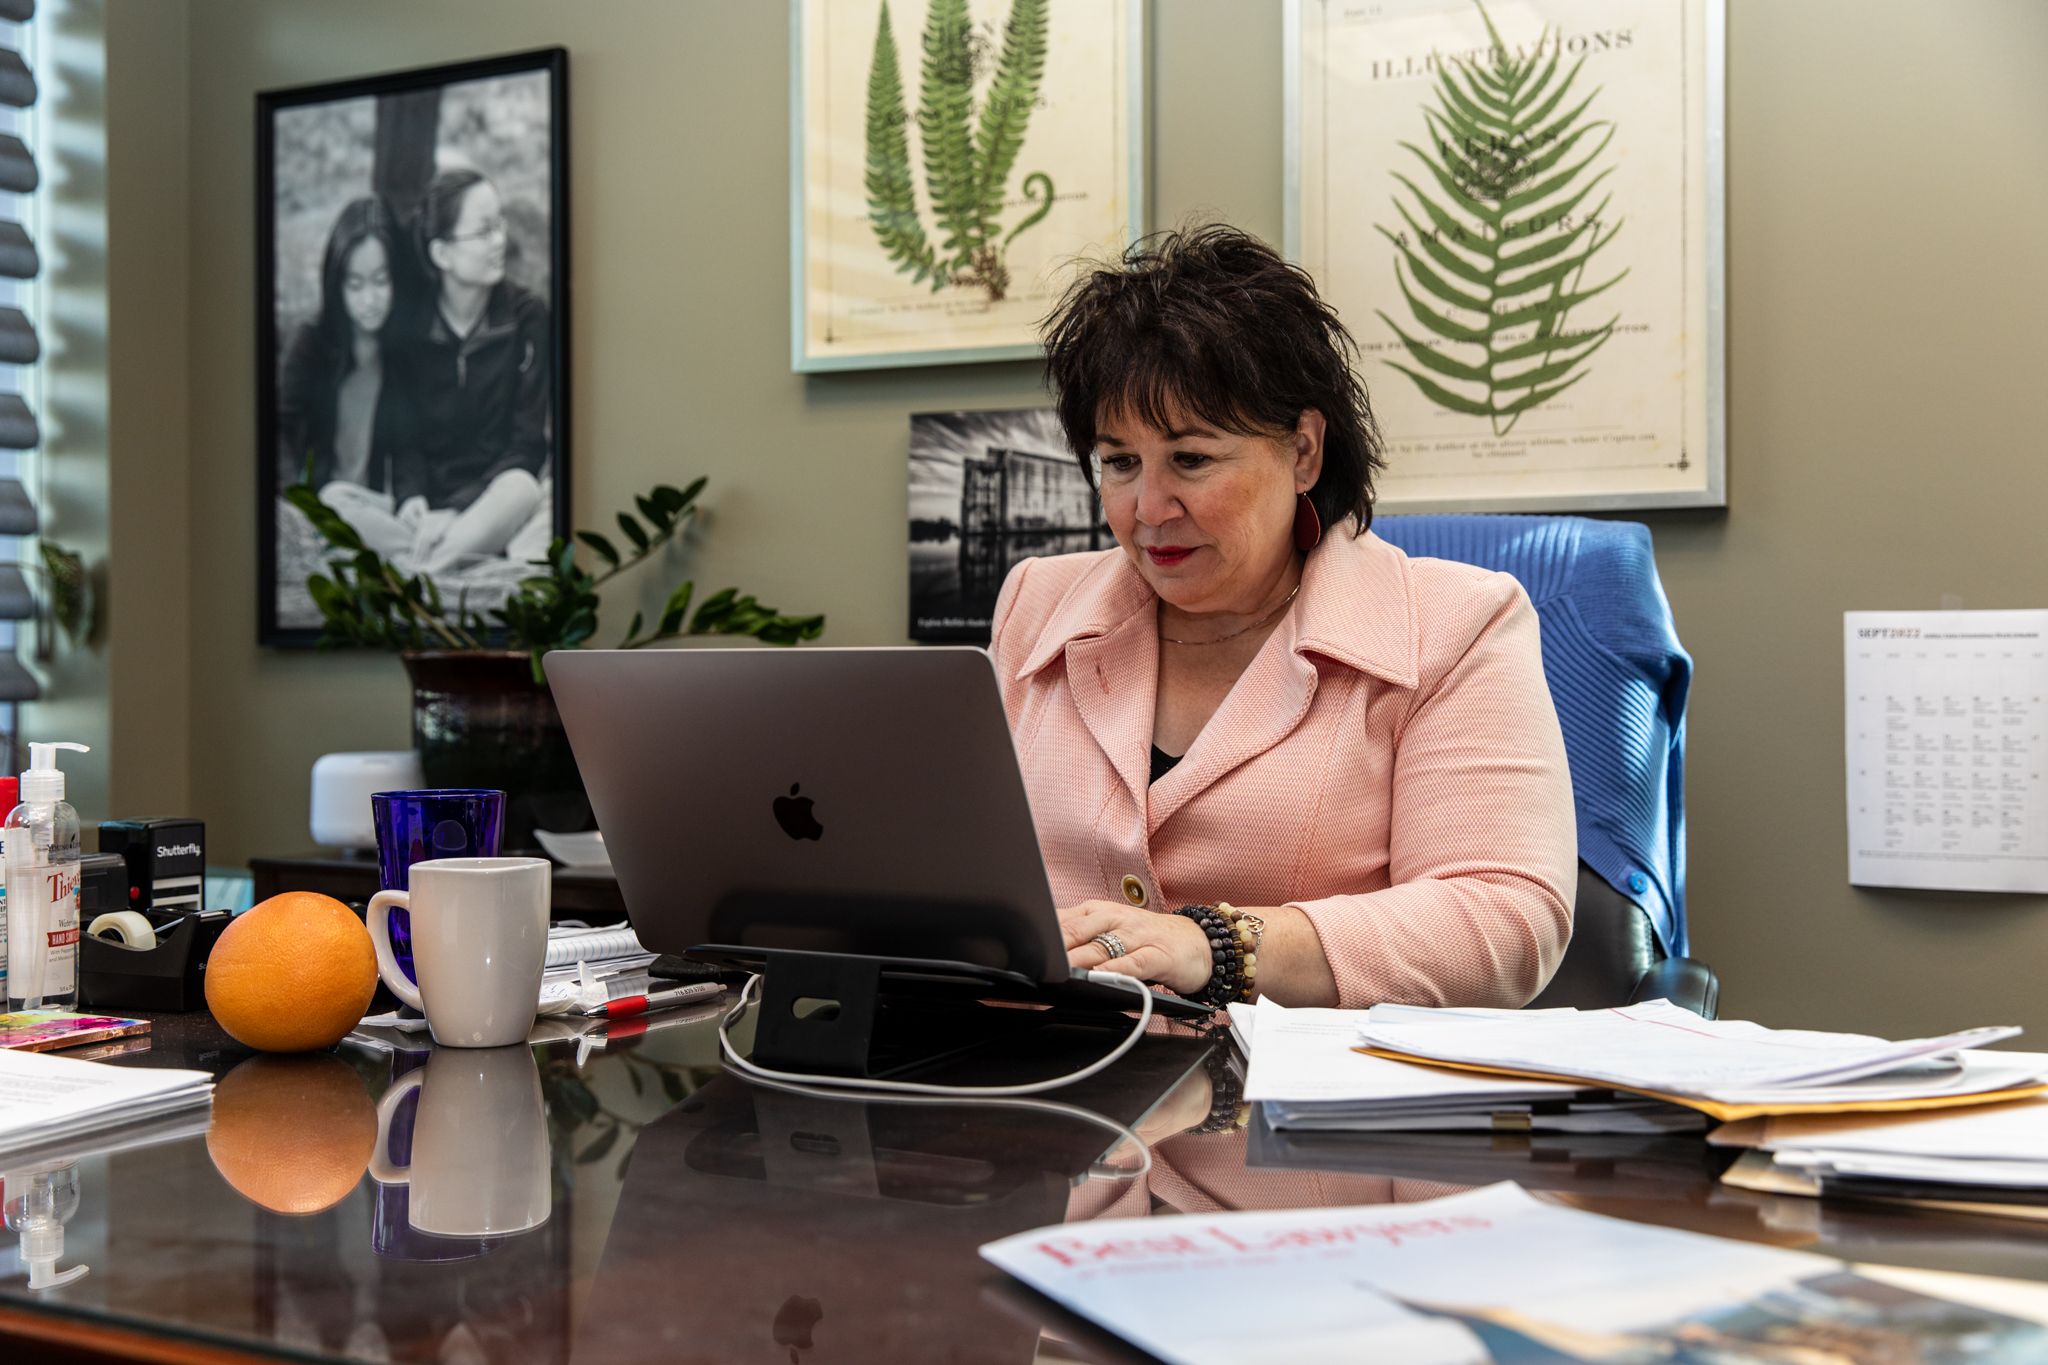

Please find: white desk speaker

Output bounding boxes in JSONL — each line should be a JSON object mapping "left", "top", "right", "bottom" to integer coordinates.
{"left": 310, "top": 751, "right": 425, "bottom": 850}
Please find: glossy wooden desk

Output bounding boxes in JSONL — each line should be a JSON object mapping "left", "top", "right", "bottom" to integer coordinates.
{"left": 3, "top": 1009, "right": 2045, "bottom": 1364}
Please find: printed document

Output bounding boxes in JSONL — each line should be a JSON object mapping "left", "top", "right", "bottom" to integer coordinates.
{"left": 1241, "top": 999, "right": 1579, "bottom": 1105}
{"left": 1845, "top": 609, "right": 2048, "bottom": 892}
{"left": 1720, "top": 1065, "right": 2048, "bottom": 1161}
{"left": 1352, "top": 1000, "right": 2024, "bottom": 1102}
{"left": 1719, "top": 1080, "right": 2048, "bottom": 1193}
{"left": 982, "top": 1183, "right": 2048, "bottom": 1364}
{"left": 0, "top": 1046, "right": 213, "bottom": 1157}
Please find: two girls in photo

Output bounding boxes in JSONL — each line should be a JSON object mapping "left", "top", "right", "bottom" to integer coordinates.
{"left": 277, "top": 169, "right": 553, "bottom": 579}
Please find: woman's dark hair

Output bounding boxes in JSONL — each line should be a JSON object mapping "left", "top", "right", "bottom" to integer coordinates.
{"left": 315, "top": 195, "right": 400, "bottom": 368}
{"left": 1040, "top": 224, "right": 1385, "bottom": 534}
{"left": 412, "top": 168, "right": 489, "bottom": 282}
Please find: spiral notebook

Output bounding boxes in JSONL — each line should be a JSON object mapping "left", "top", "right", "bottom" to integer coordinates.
{"left": 544, "top": 923, "right": 651, "bottom": 970}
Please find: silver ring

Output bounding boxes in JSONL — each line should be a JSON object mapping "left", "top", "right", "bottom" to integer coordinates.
{"left": 1090, "top": 932, "right": 1129, "bottom": 960}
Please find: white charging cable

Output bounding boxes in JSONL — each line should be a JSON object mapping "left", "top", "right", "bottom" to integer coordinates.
{"left": 717, "top": 971, "right": 1159, "bottom": 1180}
{"left": 717, "top": 969, "right": 1156, "bottom": 1098}
{"left": 730, "top": 1067, "right": 1154, "bottom": 1181}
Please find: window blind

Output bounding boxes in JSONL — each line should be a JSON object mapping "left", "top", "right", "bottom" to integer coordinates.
{"left": 0, "top": 0, "right": 36, "bottom": 707}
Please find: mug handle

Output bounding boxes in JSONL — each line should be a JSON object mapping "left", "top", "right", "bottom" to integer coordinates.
{"left": 368, "top": 1071, "right": 425, "bottom": 1186}
{"left": 366, "top": 889, "right": 425, "bottom": 1012}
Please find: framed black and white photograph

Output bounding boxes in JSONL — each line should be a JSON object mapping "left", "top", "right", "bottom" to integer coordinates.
{"left": 908, "top": 408, "right": 1107, "bottom": 644}
{"left": 258, "top": 48, "right": 570, "bottom": 645}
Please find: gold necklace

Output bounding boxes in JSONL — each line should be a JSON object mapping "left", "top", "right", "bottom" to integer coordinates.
{"left": 1159, "top": 581, "right": 1302, "bottom": 647}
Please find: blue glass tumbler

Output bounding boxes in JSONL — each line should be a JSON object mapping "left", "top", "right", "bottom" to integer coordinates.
{"left": 370, "top": 789, "right": 506, "bottom": 984}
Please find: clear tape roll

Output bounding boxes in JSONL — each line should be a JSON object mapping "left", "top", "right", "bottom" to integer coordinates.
{"left": 87, "top": 910, "right": 158, "bottom": 951}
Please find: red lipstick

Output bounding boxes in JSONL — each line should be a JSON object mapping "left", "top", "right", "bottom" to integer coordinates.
{"left": 1144, "top": 546, "right": 1195, "bottom": 567}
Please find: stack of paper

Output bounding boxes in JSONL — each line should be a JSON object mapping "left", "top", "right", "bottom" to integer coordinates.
{"left": 1352, "top": 999, "right": 2045, "bottom": 1120}
{"left": 0, "top": 1046, "right": 213, "bottom": 1160}
{"left": 1234, "top": 998, "right": 1704, "bottom": 1135}
{"left": 1714, "top": 1082, "right": 2048, "bottom": 1222}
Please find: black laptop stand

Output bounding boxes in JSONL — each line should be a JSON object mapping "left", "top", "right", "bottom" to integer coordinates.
{"left": 705, "top": 946, "right": 1207, "bottom": 1082}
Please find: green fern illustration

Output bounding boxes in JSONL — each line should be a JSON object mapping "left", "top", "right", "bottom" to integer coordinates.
{"left": 865, "top": 0, "right": 1056, "bottom": 302}
{"left": 866, "top": 1, "right": 938, "bottom": 284}
{"left": 1377, "top": 1, "right": 1626, "bottom": 437}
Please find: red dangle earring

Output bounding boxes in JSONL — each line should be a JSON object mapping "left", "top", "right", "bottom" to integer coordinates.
{"left": 1292, "top": 493, "right": 1323, "bottom": 552}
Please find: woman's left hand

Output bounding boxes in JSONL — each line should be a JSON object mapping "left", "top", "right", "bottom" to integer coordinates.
{"left": 1058, "top": 900, "right": 1215, "bottom": 997}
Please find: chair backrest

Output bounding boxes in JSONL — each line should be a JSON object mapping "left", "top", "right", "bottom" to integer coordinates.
{"left": 1373, "top": 514, "right": 1692, "bottom": 987}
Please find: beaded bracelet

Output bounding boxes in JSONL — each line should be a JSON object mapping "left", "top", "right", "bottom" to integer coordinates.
{"left": 1193, "top": 1042, "right": 1249, "bottom": 1133}
{"left": 1173, "top": 903, "right": 1259, "bottom": 1007}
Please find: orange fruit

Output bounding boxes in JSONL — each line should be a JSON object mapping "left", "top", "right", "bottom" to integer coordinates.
{"left": 207, "top": 1054, "right": 376, "bottom": 1215}
{"left": 205, "top": 891, "right": 377, "bottom": 1052}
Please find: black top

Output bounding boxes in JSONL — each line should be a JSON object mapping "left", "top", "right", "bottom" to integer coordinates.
{"left": 397, "top": 280, "right": 554, "bottom": 509}
{"left": 1150, "top": 745, "right": 1182, "bottom": 784}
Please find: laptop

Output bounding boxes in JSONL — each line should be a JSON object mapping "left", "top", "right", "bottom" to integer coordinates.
{"left": 545, "top": 646, "right": 1209, "bottom": 1021}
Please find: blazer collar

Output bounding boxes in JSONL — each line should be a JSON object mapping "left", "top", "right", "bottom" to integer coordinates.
{"left": 1288, "top": 524, "right": 1421, "bottom": 690}
{"left": 1014, "top": 527, "right": 1420, "bottom": 691}
{"left": 1011, "top": 529, "right": 1421, "bottom": 835}
{"left": 1016, "top": 552, "right": 1158, "bottom": 811}
{"left": 1015, "top": 550, "right": 1155, "bottom": 680}
{"left": 1147, "top": 528, "right": 1419, "bottom": 831}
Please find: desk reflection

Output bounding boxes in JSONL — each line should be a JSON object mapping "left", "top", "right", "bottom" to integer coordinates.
{"left": 236, "top": 1045, "right": 575, "bottom": 1365}
{"left": 370, "top": 1045, "right": 550, "bottom": 1240}
{"left": 579, "top": 1034, "right": 1208, "bottom": 1365}
{"left": 11, "top": 1013, "right": 2048, "bottom": 1365}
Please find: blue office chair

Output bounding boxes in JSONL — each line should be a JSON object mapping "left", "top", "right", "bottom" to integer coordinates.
{"left": 1374, "top": 514, "right": 1719, "bottom": 1017}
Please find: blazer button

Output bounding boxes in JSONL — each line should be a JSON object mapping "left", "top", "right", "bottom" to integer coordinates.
{"left": 1119, "top": 875, "right": 1147, "bottom": 907}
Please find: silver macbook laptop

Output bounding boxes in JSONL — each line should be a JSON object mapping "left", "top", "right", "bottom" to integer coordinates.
{"left": 545, "top": 646, "right": 1206, "bottom": 1017}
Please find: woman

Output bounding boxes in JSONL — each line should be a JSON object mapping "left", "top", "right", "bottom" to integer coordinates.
{"left": 396, "top": 168, "right": 553, "bottom": 576}
{"left": 991, "top": 226, "right": 1575, "bottom": 1010}
{"left": 276, "top": 196, "right": 411, "bottom": 555}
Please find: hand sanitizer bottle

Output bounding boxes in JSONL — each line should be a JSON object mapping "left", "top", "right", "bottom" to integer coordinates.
{"left": 3, "top": 742, "right": 88, "bottom": 1011}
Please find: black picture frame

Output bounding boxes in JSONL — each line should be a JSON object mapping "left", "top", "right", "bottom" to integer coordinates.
{"left": 257, "top": 48, "right": 571, "bottom": 647}
{"left": 907, "top": 408, "right": 1109, "bottom": 645}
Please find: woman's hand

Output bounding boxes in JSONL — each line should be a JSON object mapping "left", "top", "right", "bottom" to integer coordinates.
{"left": 1058, "top": 900, "right": 1214, "bottom": 997}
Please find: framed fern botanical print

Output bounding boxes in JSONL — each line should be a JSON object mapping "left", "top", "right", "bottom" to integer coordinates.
{"left": 1287, "top": 0, "right": 1726, "bottom": 511}
{"left": 791, "top": 0, "right": 1145, "bottom": 372}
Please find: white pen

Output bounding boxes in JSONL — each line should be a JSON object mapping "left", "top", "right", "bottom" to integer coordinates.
{"left": 580, "top": 980, "right": 724, "bottom": 1019}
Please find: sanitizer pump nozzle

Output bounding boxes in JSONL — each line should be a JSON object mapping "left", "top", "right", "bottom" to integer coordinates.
{"left": 19, "top": 742, "right": 88, "bottom": 807}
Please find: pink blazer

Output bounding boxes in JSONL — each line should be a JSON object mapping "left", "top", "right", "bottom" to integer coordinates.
{"left": 990, "top": 525, "right": 1576, "bottom": 1009}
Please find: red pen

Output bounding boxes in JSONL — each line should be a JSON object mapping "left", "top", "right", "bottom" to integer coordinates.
{"left": 586, "top": 980, "right": 724, "bottom": 1019}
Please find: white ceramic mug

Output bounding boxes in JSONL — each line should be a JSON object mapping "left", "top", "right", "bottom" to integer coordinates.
{"left": 367, "top": 856, "right": 551, "bottom": 1048}
{"left": 368, "top": 1046, "right": 550, "bottom": 1237}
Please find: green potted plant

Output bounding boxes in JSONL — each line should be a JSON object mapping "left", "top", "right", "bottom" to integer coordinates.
{"left": 286, "top": 476, "right": 823, "bottom": 848}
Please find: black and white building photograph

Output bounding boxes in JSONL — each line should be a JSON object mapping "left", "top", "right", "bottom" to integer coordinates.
{"left": 258, "top": 49, "right": 569, "bottom": 644}
{"left": 908, "top": 408, "right": 1109, "bottom": 644}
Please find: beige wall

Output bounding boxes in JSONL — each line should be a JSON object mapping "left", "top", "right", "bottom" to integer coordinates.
{"left": 111, "top": 0, "right": 2048, "bottom": 1036}
{"left": 103, "top": 0, "right": 194, "bottom": 818}
{"left": 1661, "top": 1, "right": 2048, "bottom": 1036}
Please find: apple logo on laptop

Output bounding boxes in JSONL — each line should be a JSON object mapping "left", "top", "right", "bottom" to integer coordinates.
{"left": 773, "top": 783, "right": 823, "bottom": 841}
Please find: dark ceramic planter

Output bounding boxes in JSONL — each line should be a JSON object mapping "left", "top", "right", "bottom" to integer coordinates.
{"left": 401, "top": 650, "right": 592, "bottom": 853}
